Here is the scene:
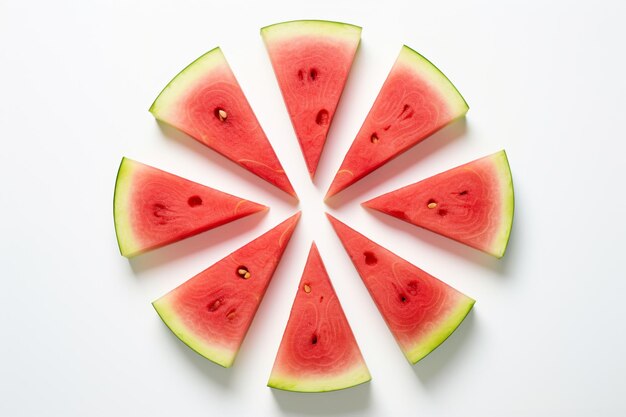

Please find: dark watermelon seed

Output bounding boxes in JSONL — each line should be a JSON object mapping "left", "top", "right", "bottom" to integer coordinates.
{"left": 152, "top": 203, "right": 167, "bottom": 216}
{"left": 315, "top": 109, "right": 329, "bottom": 125}
{"left": 370, "top": 133, "right": 379, "bottom": 144}
{"left": 459, "top": 190, "right": 468, "bottom": 196}
{"left": 399, "top": 294, "right": 408, "bottom": 303}
{"left": 319, "top": 296, "right": 324, "bottom": 303}
{"left": 297, "top": 69, "right": 304, "bottom": 81}
{"left": 438, "top": 209, "right": 448, "bottom": 217}
{"left": 364, "top": 251, "right": 377, "bottom": 265}
{"left": 309, "top": 68, "right": 318, "bottom": 81}
{"left": 187, "top": 195, "right": 202, "bottom": 207}
{"left": 311, "top": 334, "right": 318, "bottom": 345}
{"left": 399, "top": 104, "right": 414, "bottom": 120}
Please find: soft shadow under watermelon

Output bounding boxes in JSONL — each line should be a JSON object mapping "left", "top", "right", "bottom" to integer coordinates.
{"left": 159, "top": 317, "right": 236, "bottom": 388}
{"left": 272, "top": 381, "right": 370, "bottom": 413}
{"left": 412, "top": 310, "right": 476, "bottom": 387}
{"left": 155, "top": 120, "right": 299, "bottom": 204}
{"left": 127, "top": 210, "right": 267, "bottom": 274}
{"left": 325, "top": 117, "right": 467, "bottom": 208}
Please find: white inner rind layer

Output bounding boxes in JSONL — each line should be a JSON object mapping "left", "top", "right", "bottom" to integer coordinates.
{"left": 261, "top": 20, "right": 362, "bottom": 43}
{"left": 149, "top": 47, "right": 228, "bottom": 118}
{"left": 152, "top": 297, "right": 236, "bottom": 368}
{"left": 488, "top": 150, "right": 515, "bottom": 258}
{"left": 113, "top": 157, "right": 141, "bottom": 257}
{"left": 405, "top": 296, "right": 475, "bottom": 364}
{"left": 396, "top": 45, "right": 469, "bottom": 117}
{"left": 268, "top": 363, "right": 371, "bottom": 393}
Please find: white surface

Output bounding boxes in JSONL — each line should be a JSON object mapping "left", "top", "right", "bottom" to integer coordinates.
{"left": 1, "top": 0, "right": 625, "bottom": 416}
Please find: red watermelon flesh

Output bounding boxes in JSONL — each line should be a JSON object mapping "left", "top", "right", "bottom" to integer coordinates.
{"left": 149, "top": 47, "right": 297, "bottom": 198}
{"left": 261, "top": 20, "right": 361, "bottom": 178}
{"left": 363, "top": 150, "right": 514, "bottom": 258}
{"left": 268, "top": 243, "right": 371, "bottom": 392}
{"left": 326, "top": 45, "right": 469, "bottom": 199}
{"left": 326, "top": 214, "right": 475, "bottom": 364}
{"left": 152, "top": 212, "right": 301, "bottom": 368}
{"left": 113, "top": 157, "right": 267, "bottom": 258}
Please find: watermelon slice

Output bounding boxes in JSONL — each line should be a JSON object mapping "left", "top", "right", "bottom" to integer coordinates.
{"left": 326, "top": 214, "right": 475, "bottom": 364}
{"left": 152, "top": 212, "right": 301, "bottom": 368}
{"left": 113, "top": 157, "right": 267, "bottom": 258}
{"left": 149, "top": 47, "right": 297, "bottom": 198}
{"left": 363, "top": 150, "right": 514, "bottom": 258}
{"left": 268, "top": 243, "right": 371, "bottom": 392}
{"left": 325, "top": 45, "right": 469, "bottom": 199}
{"left": 261, "top": 20, "right": 361, "bottom": 178}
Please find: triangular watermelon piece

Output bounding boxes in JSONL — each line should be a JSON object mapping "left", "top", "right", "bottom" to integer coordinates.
{"left": 113, "top": 157, "right": 267, "bottom": 258}
{"left": 152, "top": 212, "right": 301, "bottom": 368}
{"left": 363, "top": 150, "right": 514, "bottom": 258}
{"left": 326, "top": 214, "right": 475, "bottom": 364}
{"left": 149, "top": 47, "right": 297, "bottom": 198}
{"left": 268, "top": 243, "right": 371, "bottom": 392}
{"left": 261, "top": 20, "right": 361, "bottom": 178}
{"left": 326, "top": 45, "right": 469, "bottom": 199}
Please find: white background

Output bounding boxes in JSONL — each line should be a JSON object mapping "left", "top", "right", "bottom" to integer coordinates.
{"left": 1, "top": 0, "right": 625, "bottom": 416}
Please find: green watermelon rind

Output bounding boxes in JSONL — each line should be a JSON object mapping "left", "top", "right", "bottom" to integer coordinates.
{"left": 489, "top": 150, "right": 515, "bottom": 258}
{"left": 260, "top": 20, "right": 362, "bottom": 42}
{"left": 113, "top": 157, "right": 142, "bottom": 258}
{"left": 268, "top": 364, "right": 371, "bottom": 393}
{"left": 148, "top": 47, "right": 226, "bottom": 118}
{"left": 152, "top": 297, "right": 237, "bottom": 368}
{"left": 398, "top": 45, "right": 469, "bottom": 118}
{"left": 405, "top": 296, "right": 475, "bottom": 364}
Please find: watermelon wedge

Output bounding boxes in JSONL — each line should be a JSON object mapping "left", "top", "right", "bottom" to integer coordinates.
{"left": 152, "top": 212, "right": 301, "bottom": 368}
{"left": 149, "top": 47, "right": 297, "bottom": 198}
{"left": 113, "top": 157, "right": 267, "bottom": 258}
{"left": 326, "top": 214, "right": 475, "bottom": 364}
{"left": 363, "top": 150, "right": 514, "bottom": 258}
{"left": 325, "top": 45, "right": 469, "bottom": 199}
{"left": 261, "top": 20, "right": 361, "bottom": 178}
{"left": 268, "top": 243, "right": 371, "bottom": 392}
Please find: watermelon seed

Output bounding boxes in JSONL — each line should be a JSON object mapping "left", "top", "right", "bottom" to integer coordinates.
{"left": 364, "top": 251, "right": 377, "bottom": 265}
{"left": 214, "top": 108, "right": 228, "bottom": 121}
{"left": 399, "top": 294, "right": 408, "bottom": 303}
{"left": 407, "top": 280, "right": 419, "bottom": 295}
{"left": 315, "top": 109, "right": 329, "bottom": 125}
{"left": 438, "top": 209, "right": 448, "bottom": 217}
{"left": 187, "top": 195, "right": 202, "bottom": 207}
{"left": 427, "top": 199, "right": 438, "bottom": 209}
{"left": 399, "top": 104, "right": 414, "bottom": 120}
{"left": 303, "top": 284, "right": 311, "bottom": 293}
{"left": 237, "top": 266, "right": 251, "bottom": 279}
{"left": 383, "top": 125, "right": 391, "bottom": 131}
{"left": 319, "top": 296, "right": 324, "bottom": 303}
{"left": 309, "top": 68, "right": 318, "bottom": 81}
{"left": 297, "top": 70, "right": 304, "bottom": 81}
{"left": 459, "top": 190, "right": 468, "bottom": 196}
{"left": 311, "top": 334, "right": 318, "bottom": 345}
{"left": 208, "top": 297, "right": 224, "bottom": 312}
{"left": 370, "top": 133, "right": 379, "bottom": 144}
{"left": 226, "top": 309, "right": 237, "bottom": 320}
{"left": 152, "top": 203, "right": 171, "bottom": 224}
